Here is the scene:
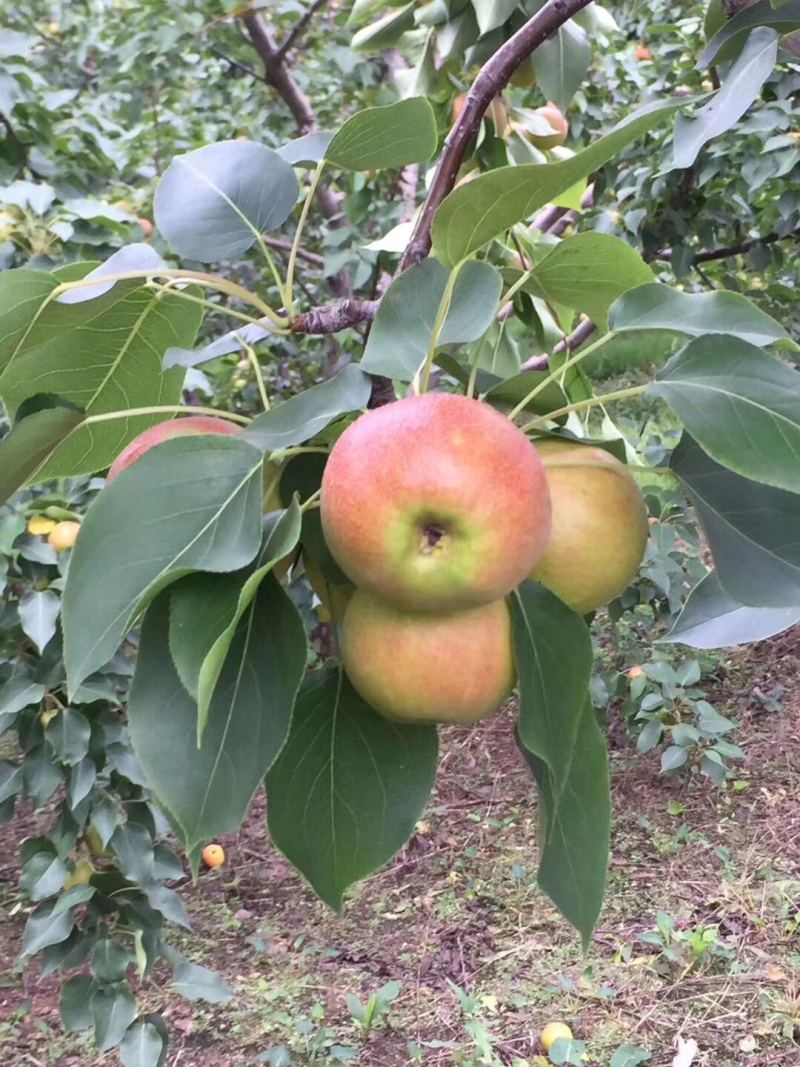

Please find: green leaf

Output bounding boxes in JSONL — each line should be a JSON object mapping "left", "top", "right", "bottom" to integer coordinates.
{"left": 607, "top": 283, "right": 788, "bottom": 346}
{"left": 523, "top": 234, "right": 653, "bottom": 331}
{"left": 243, "top": 365, "right": 372, "bottom": 452}
{"left": 471, "top": 0, "right": 518, "bottom": 35}
{"left": 480, "top": 370, "right": 567, "bottom": 417}
{"left": 22, "top": 898, "right": 75, "bottom": 956}
{"left": 57, "top": 245, "right": 165, "bottom": 305}
{"left": 0, "top": 396, "right": 84, "bottom": 505}
{"left": 92, "top": 982, "right": 138, "bottom": 1052}
{"left": 18, "top": 589, "right": 60, "bottom": 654}
{"left": 650, "top": 335, "right": 800, "bottom": 495}
{"left": 674, "top": 28, "right": 779, "bottom": 169}
{"left": 550, "top": 1038, "right": 587, "bottom": 1066}
{"left": 60, "top": 975, "right": 95, "bottom": 1032}
{"left": 129, "top": 589, "right": 306, "bottom": 856}
{"left": 0, "top": 269, "right": 60, "bottom": 377}
{"left": 154, "top": 142, "right": 299, "bottom": 262}
{"left": 511, "top": 581, "right": 593, "bottom": 799}
{"left": 663, "top": 570, "right": 800, "bottom": 649}
{"left": 361, "top": 259, "right": 503, "bottom": 381}
{"left": 91, "top": 939, "right": 131, "bottom": 984}
{"left": 46, "top": 707, "right": 91, "bottom": 766}
{"left": 325, "top": 97, "right": 437, "bottom": 171}
{"left": 671, "top": 434, "right": 800, "bottom": 608}
{"left": 0, "top": 761, "right": 23, "bottom": 804}
{"left": 68, "top": 757, "right": 96, "bottom": 809}
{"left": 120, "top": 1022, "right": 165, "bottom": 1067}
{"left": 145, "top": 884, "right": 191, "bottom": 929}
{"left": 62, "top": 434, "right": 264, "bottom": 697}
{"left": 0, "top": 677, "right": 45, "bottom": 735}
{"left": 266, "top": 668, "right": 438, "bottom": 911}
{"left": 431, "top": 98, "right": 689, "bottom": 266}
{"left": 0, "top": 281, "right": 202, "bottom": 479}
{"left": 661, "top": 745, "right": 688, "bottom": 772}
{"left": 194, "top": 504, "right": 303, "bottom": 740}
{"left": 277, "top": 131, "right": 334, "bottom": 165}
{"left": 169, "top": 952, "right": 233, "bottom": 1004}
{"left": 351, "top": 4, "right": 415, "bottom": 50}
{"left": 52, "top": 884, "right": 96, "bottom": 916}
{"left": 23, "top": 746, "right": 63, "bottom": 806}
{"left": 110, "top": 822, "right": 154, "bottom": 886}
{"left": 531, "top": 20, "right": 591, "bottom": 112}
{"left": 610, "top": 1044, "right": 652, "bottom": 1067}
{"left": 21, "top": 851, "right": 68, "bottom": 902}
{"left": 516, "top": 703, "right": 610, "bottom": 947}
{"left": 698, "top": 0, "right": 800, "bottom": 66}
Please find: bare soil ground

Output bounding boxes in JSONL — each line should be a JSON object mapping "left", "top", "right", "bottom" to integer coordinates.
{"left": 1, "top": 632, "right": 798, "bottom": 1067}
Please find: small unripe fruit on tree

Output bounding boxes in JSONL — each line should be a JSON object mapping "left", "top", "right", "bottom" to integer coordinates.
{"left": 529, "top": 440, "right": 648, "bottom": 614}
{"left": 519, "top": 102, "right": 568, "bottom": 149}
{"left": 635, "top": 43, "right": 652, "bottom": 61}
{"left": 342, "top": 590, "right": 515, "bottom": 724}
{"left": 203, "top": 844, "right": 225, "bottom": 868}
{"left": 106, "top": 416, "right": 239, "bottom": 483}
{"left": 321, "top": 394, "right": 551, "bottom": 613}
{"left": 137, "top": 217, "right": 154, "bottom": 237}
{"left": 48, "top": 521, "right": 81, "bottom": 552}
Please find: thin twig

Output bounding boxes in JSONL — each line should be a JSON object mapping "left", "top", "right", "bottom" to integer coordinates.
{"left": 275, "top": 0, "right": 328, "bottom": 63}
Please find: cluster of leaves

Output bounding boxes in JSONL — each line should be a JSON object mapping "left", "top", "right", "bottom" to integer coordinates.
{"left": 0, "top": 485, "right": 233, "bottom": 1062}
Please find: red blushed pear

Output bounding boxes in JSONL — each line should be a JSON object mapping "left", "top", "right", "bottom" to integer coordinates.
{"left": 320, "top": 394, "right": 551, "bottom": 614}
{"left": 106, "top": 416, "right": 239, "bottom": 482}
{"left": 342, "top": 589, "right": 515, "bottom": 725}
{"left": 529, "top": 440, "right": 649, "bottom": 614}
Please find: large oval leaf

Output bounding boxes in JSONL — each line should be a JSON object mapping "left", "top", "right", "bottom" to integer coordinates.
{"left": 63, "top": 435, "right": 264, "bottom": 696}
{"left": 154, "top": 141, "right": 299, "bottom": 262}
{"left": 664, "top": 570, "right": 800, "bottom": 649}
{"left": 671, "top": 434, "right": 800, "bottom": 609}
{"left": 266, "top": 668, "right": 438, "bottom": 911}
{"left": 129, "top": 582, "right": 306, "bottom": 859}
{"left": 431, "top": 97, "right": 689, "bottom": 266}
{"left": 698, "top": 0, "right": 800, "bottom": 66}
{"left": 0, "top": 395, "right": 84, "bottom": 506}
{"left": 325, "top": 97, "right": 437, "bottom": 171}
{"left": 608, "top": 283, "right": 788, "bottom": 347}
{"left": 651, "top": 334, "right": 800, "bottom": 495}
{"left": 361, "top": 259, "right": 502, "bottom": 381}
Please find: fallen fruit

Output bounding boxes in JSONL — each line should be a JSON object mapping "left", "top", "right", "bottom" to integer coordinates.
{"left": 627, "top": 666, "right": 646, "bottom": 680}
{"left": 106, "top": 416, "right": 240, "bottom": 482}
{"left": 321, "top": 393, "right": 551, "bottom": 613}
{"left": 342, "top": 589, "right": 515, "bottom": 724}
{"left": 47, "top": 521, "right": 81, "bottom": 552}
{"left": 203, "top": 844, "right": 225, "bottom": 868}
{"left": 28, "top": 517, "right": 57, "bottom": 536}
{"left": 541, "top": 1021, "right": 573, "bottom": 1052}
{"left": 529, "top": 440, "right": 648, "bottom": 614}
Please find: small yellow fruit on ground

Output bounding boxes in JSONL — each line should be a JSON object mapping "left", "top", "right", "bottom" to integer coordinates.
{"left": 541, "top": 1022, "right": 573, "bottom": 1051}
{"left": 63, "top": 860, "right": 93, "bottom": 889}
{"left": 203, "top": 843, "right": 225, "bottom": 868}
{"left": 28, "top": 517, "right": 57, "bottom": 536}
{"left": 627, "top": 666, "right": 645, "bottom": 680}
{"left": 47, "top": 521, "right": 81, "bottom": 552}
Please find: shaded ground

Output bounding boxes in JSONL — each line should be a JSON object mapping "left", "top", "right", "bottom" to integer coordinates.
{"left": 1, "top": 632, "right": 798, "bottom": 1067}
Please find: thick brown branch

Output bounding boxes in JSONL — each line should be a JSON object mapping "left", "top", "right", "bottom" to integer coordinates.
{"left": 276, "top": 0, "right": 328, "bottom": 63}
{"left": 399, "top": 0, "right": 594, "bottom": 270}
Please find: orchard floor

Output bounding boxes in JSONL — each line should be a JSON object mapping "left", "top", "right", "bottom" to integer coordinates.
{"left": 1, "top": 633, "right": 798, "bottom": 1067}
